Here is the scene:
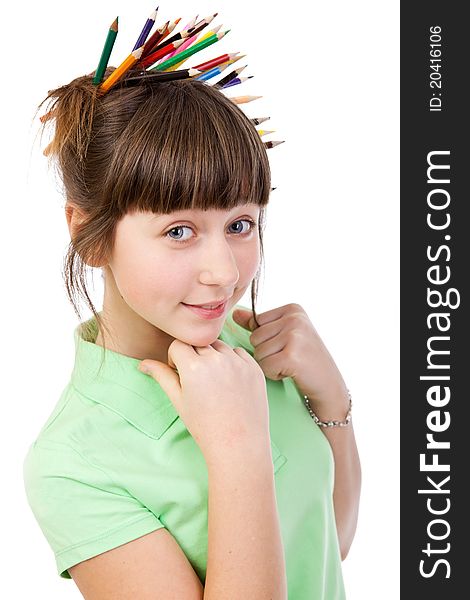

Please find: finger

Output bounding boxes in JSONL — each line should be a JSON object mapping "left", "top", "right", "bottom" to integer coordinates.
{"left": 209, "top": 339, "right": 237, "bottom": 354}
{"left": 139, "top": 360, "right": 182, "bottom": 401}
{"left": 249, "top": 318, "right": 283, "bottom": 346}
{"left": 232, "top": 346, "right": 255, "bottom": 363}
{"left": 192, "top": 338, "right": 234, "bottom": 355}
{"left": 167, "top": 338, "right": 200, "bottom": 367}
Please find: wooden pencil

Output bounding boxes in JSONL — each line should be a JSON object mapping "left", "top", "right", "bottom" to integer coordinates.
{"left": 99, "top": 47, "right": 144, "bottom": 93}
{"left": 92, "top": 17, "right": 119, "bottom": 85}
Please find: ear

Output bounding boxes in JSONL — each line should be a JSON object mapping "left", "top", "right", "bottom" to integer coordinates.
{"left": 65, "top": 201, "right": 88, "bottom": 239}
{"left": 65, "top": 201, "right": 104, "bottom": 268}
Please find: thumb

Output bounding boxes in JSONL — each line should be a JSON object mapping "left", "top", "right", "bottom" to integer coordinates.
{"left": 232, "top": 308, "right": 257, "bottom": 331}
{"left": 138, "top": 360, "right": 181, "bottom": 402}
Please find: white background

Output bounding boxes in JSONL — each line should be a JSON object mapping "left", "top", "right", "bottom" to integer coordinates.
{"left": 1, "top": 1, "right": 399, "bottom": 597}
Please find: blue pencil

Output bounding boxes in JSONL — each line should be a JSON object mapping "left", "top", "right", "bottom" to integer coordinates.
{"left": 195, "top": 64, "right": 226, "bottom": 82}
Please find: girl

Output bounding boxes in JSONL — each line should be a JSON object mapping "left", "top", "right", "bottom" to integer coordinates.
{"left": 23, "top": 17, "right": 361, "bottom": 599}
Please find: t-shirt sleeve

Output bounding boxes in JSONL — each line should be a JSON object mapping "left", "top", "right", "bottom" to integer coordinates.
{"left": 23, "top": 439, "right": 165, "bottom": 579}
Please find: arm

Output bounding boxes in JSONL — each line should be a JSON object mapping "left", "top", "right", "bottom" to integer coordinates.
{"left": 312, "top": 389, "right": 362, "bottom": 560}
{"left": 231, "top": 303, "right": 361, "bottom": 561}
{"left": 204, "top": 441, "right": 288, "bottom": 599}
{"left": 68, "top": 439, "right": 287, "bottom": 599}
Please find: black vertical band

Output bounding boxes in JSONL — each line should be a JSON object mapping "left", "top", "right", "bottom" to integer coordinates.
{"left": 401, "top": 2, "right": 468, "bottom": 596}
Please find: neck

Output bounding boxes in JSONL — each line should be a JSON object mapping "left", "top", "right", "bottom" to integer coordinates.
{"left": 94, "top": 266, "right": 175, "bottom": 364}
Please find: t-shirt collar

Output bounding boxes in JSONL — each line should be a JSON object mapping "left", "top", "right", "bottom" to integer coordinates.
{"left": 70, "top": 309, "right": 242, "bottom": 439}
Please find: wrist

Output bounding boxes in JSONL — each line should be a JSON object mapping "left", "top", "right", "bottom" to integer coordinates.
{"left": 204, "top": 435, "right": 274, "bottom": 472}
{"left": 303, "top": 389, "right": 352, "bottom": 428}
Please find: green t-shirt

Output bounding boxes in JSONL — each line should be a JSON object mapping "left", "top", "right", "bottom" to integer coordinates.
{"left": 23, "top": 304, "right": 346, "bottom": 599}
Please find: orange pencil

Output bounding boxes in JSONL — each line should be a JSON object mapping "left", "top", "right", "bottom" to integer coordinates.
{"left": 99, "top": 47, "right": 144, "bottom": 93}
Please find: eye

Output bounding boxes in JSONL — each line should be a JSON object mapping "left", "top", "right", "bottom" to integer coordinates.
{"left": 165, "top": 219, "right": 256, "bottom": 245}
{"left": 166, "top": 225, "right": 192, "bottom": 243}
{"left": 228, "top": 219, "right": 256, "bottom": 235}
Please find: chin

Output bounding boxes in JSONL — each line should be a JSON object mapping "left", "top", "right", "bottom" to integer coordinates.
{"left": 178, "top": 326, "right": 224, "bottom": 348}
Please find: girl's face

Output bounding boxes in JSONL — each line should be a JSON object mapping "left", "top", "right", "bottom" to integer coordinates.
{"left": 103, "top": 202, "right": 261, "bottom": 358}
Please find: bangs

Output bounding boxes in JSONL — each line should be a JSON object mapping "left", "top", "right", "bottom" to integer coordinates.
{"left": 100, "top": 79, "right": 271, "bottom": 215}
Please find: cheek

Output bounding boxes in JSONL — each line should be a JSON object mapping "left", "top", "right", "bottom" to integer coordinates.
{"left": 238, "top": 238, "right": 261, "bottom": 280}
{"left": 113, "top": 243, "right": 199, "bottom": 307}
{"left": 111, "top": 239, "right": 175, "bottom": 303}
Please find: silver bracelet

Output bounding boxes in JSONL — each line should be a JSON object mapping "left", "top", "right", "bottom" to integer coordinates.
{"left": 302, "top": 390, "right": 352, "bottom": 428}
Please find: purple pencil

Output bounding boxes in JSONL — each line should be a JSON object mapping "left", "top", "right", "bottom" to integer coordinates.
{"left": 221, "top": 76, "right": 253, "bottom": 89}
{"left": 132, "top": 7, "right": 159, "bottom": 51}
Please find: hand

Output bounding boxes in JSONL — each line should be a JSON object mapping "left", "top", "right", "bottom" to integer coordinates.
{"left": 138, "top": 339, "right": 271, "bottom": 461}
{"left": 232, "top": 303, "right": 349, "bottom": 412}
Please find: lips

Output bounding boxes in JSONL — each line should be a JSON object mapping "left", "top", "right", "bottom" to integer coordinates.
{"left": 184, "top": 299, "right": 227, "bottom": 309}
{"left": 182, "top": 300, "right": 228, "bottom": 319}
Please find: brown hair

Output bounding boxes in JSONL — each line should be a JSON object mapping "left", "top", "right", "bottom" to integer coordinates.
{"left": 36, "top": 68, "right": 271, "bottom": 366}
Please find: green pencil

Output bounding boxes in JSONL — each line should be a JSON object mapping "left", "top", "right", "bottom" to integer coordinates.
{"left": 93, "top": 17, "right": 119, "bottom": 85}
{"left": 149, "top": 30, "right": 230, "bottom": 72}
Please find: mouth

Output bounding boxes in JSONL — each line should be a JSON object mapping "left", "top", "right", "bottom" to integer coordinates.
{"left": 181, "top": 299, "right": 229, "bottom": 319}
{"left": 183, "top": 299, "right": 228, "bottom": 309}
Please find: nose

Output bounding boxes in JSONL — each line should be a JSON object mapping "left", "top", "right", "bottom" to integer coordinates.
{"left": 198, "top": 236, "right": 240, "bottom": 288}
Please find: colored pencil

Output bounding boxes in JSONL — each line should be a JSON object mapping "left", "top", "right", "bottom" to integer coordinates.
{"left": 221, "top": 75, "right": 253, "bottom": 89}
{"left": 230, "top": 95, "right": 262, "bottom": 104}
{"left": 250, "top": 116, "right": 271, "bottom": 125}
{"left": 141, "top": 20, "right": 168, "bottom": 59}
{"left": 160, "top": 18, "right": 181, "bottom": 42}
{"left": 161, "top": 34, "right": 199, "bottom": 70}
{"left": 148, "top": 28, "right": 194, "bottom": 56}
{"left": 164, "top": 15, "right": 199, "bottom": 60}
{"left": 185, "top": 12, "right": 218, "bottom": 40}
{"left": 193, "top": 13, "right": 218, "bottom": 29}
{"left": 264, "top": 140, "right": 285, "bottom": 149}
{"left": 140, "top": 39, "right": 185, "bottom": 69}
{"left": 142, "top": 18, "right": 180, "bottom": 58}
{"left": 193, "top": 52, "right": 240, "bottom": 71}
{"left": 256, "top": 130, "right": 274, "bottom": 137}
{"left": 119, "top": 68, "right": 203, "bottom": 86}
{"left": 99, "top": 47, "right": 144, "bottom": 93}
{"left": 214, "top": 65, "right": 247, "bottom": 89}
{"left": 92, "top": 17, "right": 119, "bottom": 85}
{"left": 132, "top": 7, "right": 159, "bottom": 51}
{"left": 160, "top": 24, "right": 222, "bottom": 71}
{"left": 195, "top": 62, "right": 232, "bottom": 82}
{"left": 151, "top": 30, "right": 229, "bottom": 72}
{"left": 195, "top": 56, "right": 244, "bottom": 82}
{"left": 184, "top": 15, "right": 199, "bottom": 30}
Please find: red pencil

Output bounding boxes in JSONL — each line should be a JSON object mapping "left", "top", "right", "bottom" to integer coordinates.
{"left": 140, "top": 39, "right": 186, "bottom": 69}
{"left": 193, "top": 52, "right": 239, "bottom": 71}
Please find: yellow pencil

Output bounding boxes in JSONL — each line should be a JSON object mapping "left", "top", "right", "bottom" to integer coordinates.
{"left": 99, "top": 47, "right": 144, "bottom": 94}
{"left": 257, "top": 130, "right": 275, "bottom": 137}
